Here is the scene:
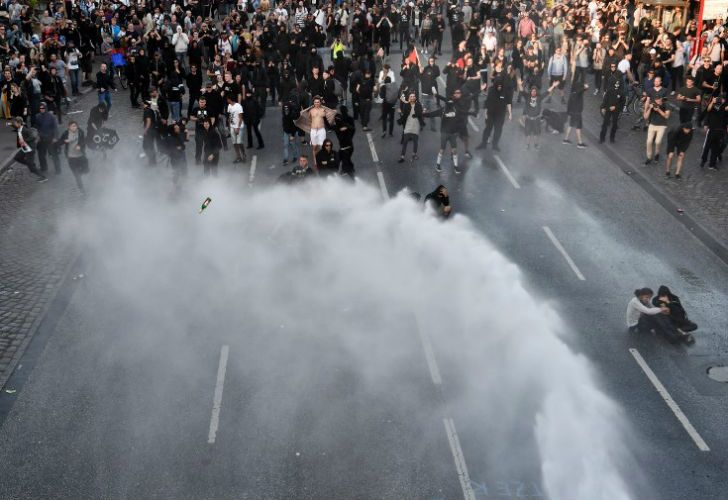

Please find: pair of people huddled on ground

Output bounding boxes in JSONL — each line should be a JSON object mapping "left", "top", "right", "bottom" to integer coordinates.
{"left": 627, "top": 286, "right": 697, "bottom": 345}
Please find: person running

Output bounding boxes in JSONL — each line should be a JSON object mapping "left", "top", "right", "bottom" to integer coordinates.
{"left": 665, "top": 123, "right": 693, "bottom": 179}
{"left": 11, "top": 117, "right": 47, "bottom": 182}
{"left": 562, "top": 80, "right": 588, "bottom": 149}
{"left": 56, "top": 120, "right": 89, "bottom": 194}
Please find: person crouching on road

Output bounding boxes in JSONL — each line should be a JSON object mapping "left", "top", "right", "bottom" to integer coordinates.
{"left": 316, "top": 138, "right": 340, "bottom": 176}
{"left": 626, "top": 288, "right": 693, "bottom": 345}
{"left": 424, "top": 184, "right": 452, "bottom": 218}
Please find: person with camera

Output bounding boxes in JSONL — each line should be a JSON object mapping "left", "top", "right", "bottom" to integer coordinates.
{"left": 643, "top": 94, "right": 670, "bottom": 165}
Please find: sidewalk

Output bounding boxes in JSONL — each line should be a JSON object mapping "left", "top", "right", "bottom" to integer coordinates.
{"left": 0, "top": 87, "right": 94, "bottom": 391}
{"left": 547, "top": 85, "right": 728, "bottom": 254}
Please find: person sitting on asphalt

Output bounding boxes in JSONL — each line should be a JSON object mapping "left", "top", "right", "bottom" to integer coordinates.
{"left": 424, "top": 184, "right": 451, "bottom": 219}
{"left": 626, "top": 288, "right": 694, "bottom": 345}
{"left": 652, "top": 286, "right": 698, "bottom": 333}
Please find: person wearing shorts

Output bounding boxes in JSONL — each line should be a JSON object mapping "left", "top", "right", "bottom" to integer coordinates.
{"left": 310, "top": 126, "right": 326, "bottom": 147}
{"left": 665, "top": 123, "right": 693, "bottom": 179}
{"left": 562, "top": 80, "right": 588, "bottom": 149}
{"left": 226, "top": 95, "right": 246, "bottom": 163}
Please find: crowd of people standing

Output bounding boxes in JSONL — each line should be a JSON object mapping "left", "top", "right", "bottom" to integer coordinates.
{"left": 1, "top": 0, "right": 727, "bottom": 186}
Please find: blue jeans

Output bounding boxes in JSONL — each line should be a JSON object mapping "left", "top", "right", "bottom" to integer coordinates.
{"left": 69, "top": 69, "right": 80, "bottom": 94}
{"left": 98, "top": 90, "right": 112, "bottom": 110}
{"left": 169, "top": 101, "right": 181, "bottom": 121}
{"left": 282, "top": 132, "right": 300, "bottom": 162}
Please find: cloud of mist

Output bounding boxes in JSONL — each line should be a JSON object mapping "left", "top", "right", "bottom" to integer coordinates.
{"left": 66, "top": 169, "right": 634, "bottom": 500}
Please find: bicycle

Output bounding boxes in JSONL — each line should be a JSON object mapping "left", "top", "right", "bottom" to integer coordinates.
{"left": 623, "top": 82, "right": 644, "bottom": 116}
{"left": 111, "top": 52, "right": 128, "bottom": 90}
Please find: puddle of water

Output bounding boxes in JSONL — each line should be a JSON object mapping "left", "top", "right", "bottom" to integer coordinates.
{"left": 706, "top": 366, "right": 728, "bottom": 383}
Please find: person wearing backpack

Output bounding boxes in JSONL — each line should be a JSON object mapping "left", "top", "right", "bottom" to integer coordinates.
{"left": 11, "top": 116, "right": 47, "bottom": 182}
{"left": 379, "top": 76, "right": 399, "bottom": 138}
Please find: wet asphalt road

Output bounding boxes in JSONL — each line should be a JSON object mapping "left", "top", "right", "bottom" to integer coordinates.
{"left": 1, "top": 51, "right": 728, "bottom": 500}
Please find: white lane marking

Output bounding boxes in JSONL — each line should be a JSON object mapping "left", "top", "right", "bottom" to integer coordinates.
{"left": 444, "top": 418, "right": 476, "bottom": 500}
{"left": 542, "top": 226, "right": 586, "bottom": 281}
{"left": 366, "top": 132, "right": 379, "bottom": 163}
{"left": 377, "top": 171, "right": 389, "bottom": 200}
{"left": 438, "top": 76, "right": 446, "bottom": 89}
{"left": 493, "top": 155, "right": 521, "bottom": 189}
{"left": 208, "top": 345, "right": 230, "bottom": 444}
{"left": 67, "top": 110, "right": 84, "bottom": 115}
{"left": 629, "top": 348, "right": 710, "bottom": 452}
{"left": 414, "top": 315, "right": 442, "bottom": 386}
{"left": 468, "top": 117, "right": 480, "bottom": 132}
{"left": 248, "top": 155, "right": 257, "bottom": 185}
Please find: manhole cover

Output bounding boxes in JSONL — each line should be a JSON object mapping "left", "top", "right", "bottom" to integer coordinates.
{"left": 706, "top": 366, "right": 728, "bottom": 383}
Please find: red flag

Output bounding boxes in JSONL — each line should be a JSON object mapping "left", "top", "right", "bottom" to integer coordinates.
{"left": 405, "top": 47, "right": 419, "bottom": 65}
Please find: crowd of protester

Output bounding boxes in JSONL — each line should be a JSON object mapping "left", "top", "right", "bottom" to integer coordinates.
{"left": 2, "top": 0, "right": 728, "bottom": 187}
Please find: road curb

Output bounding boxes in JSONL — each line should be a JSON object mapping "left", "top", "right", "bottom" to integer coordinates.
{"left": 0, "top": 249, "right": 82, "bottom": 394}
{"left": 583, "top": 126, "right": 728, "bottom": 267}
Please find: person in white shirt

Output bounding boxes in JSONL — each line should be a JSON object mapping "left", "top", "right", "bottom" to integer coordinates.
{"left": 226, "top": 95, "right": 246, "bottom": 163}
{"left": 626, "top": 288, "right": 692, "bottom": 344}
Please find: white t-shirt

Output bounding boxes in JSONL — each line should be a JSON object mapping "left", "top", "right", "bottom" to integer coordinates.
{"left": 227, "top": 102, "right": 243, "bottom": 128}
{"left": 617, "top": 58, "right": 631, "bottom": 75}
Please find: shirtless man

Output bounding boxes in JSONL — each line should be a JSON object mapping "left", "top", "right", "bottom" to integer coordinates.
{"left": 309, "top": 96, "right": 327, "bottom": 162}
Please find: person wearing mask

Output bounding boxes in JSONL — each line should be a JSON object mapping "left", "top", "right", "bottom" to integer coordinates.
{"left": 562, "top": 80, "right": 588, "bottom": 149}
{"left": 476, "top": 80, "right": 511, "bottom": 151}
{"left": 201, "top": 118, "right": 223, "bottom": 176}
{"left": 664, "top": 123, "right": 693, "bottom": 179}
{"left": 281, "top": 100, "right": 301, "bottom": 166}
{"left": 334, "top": 105, "right": 356, "bottom": 178}
{"left": 11, "top": 116, "right": 46, "bottom": 182}
{"left": 56, "top": 120, "right": 88, "bottom": 194}
{"left": 242, "top": 91, "right": 265, "bottom": 150}
{"left": 96, "top": 62, "right": 115, "bottom": 110}
{"left": 34, "top": 101, "right": 60, "bottom": 174}
{"left": 600, "top": 78, "right": 625, "bottom": 143}
{"left": 643, "top": 95, "right": 670, "bottom": 165}
{"left": 315, "top": 138, "right": 340, "bottom": 176}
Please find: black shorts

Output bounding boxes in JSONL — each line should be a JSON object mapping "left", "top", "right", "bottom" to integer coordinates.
{"left": 667, "top": 139, "right": 689, "bottom": 154}
{"left": 550, "top": 75, "right": 565, "bottom": 89}
{"left": 568, "top": 112, "right": 582, "bottom": 129}
{"left": 440, "top": 132, "right": 459, "bottom": 149}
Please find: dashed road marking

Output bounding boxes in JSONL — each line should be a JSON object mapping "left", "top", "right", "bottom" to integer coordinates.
{"left": 468, "top": 117, "right": 480, "bottom": 132}
{"left": 493, "top": 155, "right": 521, "bottom": 189}
{"left": 629, "top": 348, "right": 710, "bottom": 451}
{"left": 248, "top": 155, "right": 257, "bottom": 186}
{"left": 366, "top": 132, "right": 380, "bottom": 163}
{"left": 542, "top": 226, "right": 586, "bottom": 281}
{"left": 444, "top": 417, "right": 476, "bottom": 500}
{"left": 207, "top": 345, "right": 230, "bottom": 444}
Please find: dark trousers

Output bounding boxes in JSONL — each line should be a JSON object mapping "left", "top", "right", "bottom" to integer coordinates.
{"left": 203, "top": 153, "right": 219, "bottom": 176}
{"left": 482, "top": 112, "right": 505, "bottom": 147}
{"left": 401, "top": 133, "right": 419, "bottom": 156}
{"left": 195, "top": 131, "right": 204, "bottom": 162}
{"left": 246, "top": 121, "right": 264, "bottom": 148}
{"left": 142, "top": 133, "right": 156, "bottom": 165}
{"left": 637, "top": 313, "right": 682, "bottom": 344}
{"left": 37, "top": 138, "right": 61, "bottom": 172}
{"left": 129, "top": 83, "right": 140, "bottom": 106}
{"left": 600, "top": 109, "right": 620, "bottom": 142}
{"left": 360, "top": 99, "right": 372, "bottom": 127}
{"left": 352, "top": 94, "right": 360, "bottom": 120}
{"left": 14, "top": 150, "right": 45, "bottom": 178}
{"left": 678, "top": 106, "right": 694, "bottom": 124}
{"left": 340, "top": 147, "right": 354, "bottom": 176}
{"left": 381, "top": 102, "right": 395, "bottom": 134}
{"left": 188, "top": 92, "right": 200, "bottom": 117}
{"left": 701, "top": 129, "right": 725, "bottom": 167}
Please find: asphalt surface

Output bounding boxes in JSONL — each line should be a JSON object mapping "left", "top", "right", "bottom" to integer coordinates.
{"left": 1, "top": 54, "right": 728, "bottom": 500}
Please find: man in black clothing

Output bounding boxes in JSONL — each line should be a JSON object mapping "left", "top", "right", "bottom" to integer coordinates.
{"left": 433, "top": 13, "right": 445, "bottom": 55}
{"left": 190, "top": 95, "right": 211, "bottom": 164}
{"left": 278, "top": 155, "right": 315, "bottom": 184}
{"left": 142, "top": 99, "right": 158, "bottom": 166}
{"left": 424, "top": 185, "right": 451, "bottom": 218}
{"left": 96, "top": 62, "right": 116, "bottom": 110}
{"left": 334, "top": 105, "right": 356, "bottom": 177}
{"left": 379, "top": 76, "right": 398, "bottom": 137}
{"left": 700, "top": 95, "right": 728, "bottom": 170}
{"left": 43, "top": 67, "right": 66, "bottom": 124}
{"left": 562, "top": 80, "right": 588, "bottom": 148}
{"left": 12, "top": 117, "right": 47, "bottom": 182}
{"left": 356, "top": 69, "right": 374, "bottom": 131}
{"left": 186, "top": 64, "right": 203, "bottom": 117}
{"left": 243, "top": 92, "right": 265, "bottom": 149}
{"left": 665, "top": 123, "right": 693, "bottom": 179}
{"left": 599, "top": 78, "right": 625, "bottom": 143}
{"left": 419, "top": 57, "right": 440, "bottom": 131}
{"left": 34, "top": 102, "right": 61, "bottom": 173}
{"left": 477, "top": 81, "right": 511, "bottom": 151}
{"left": 315, "top": 138, "right": 340, "bottom": 175}
{"left": 126, "top": 53, "right": 141, "bottom": 107}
